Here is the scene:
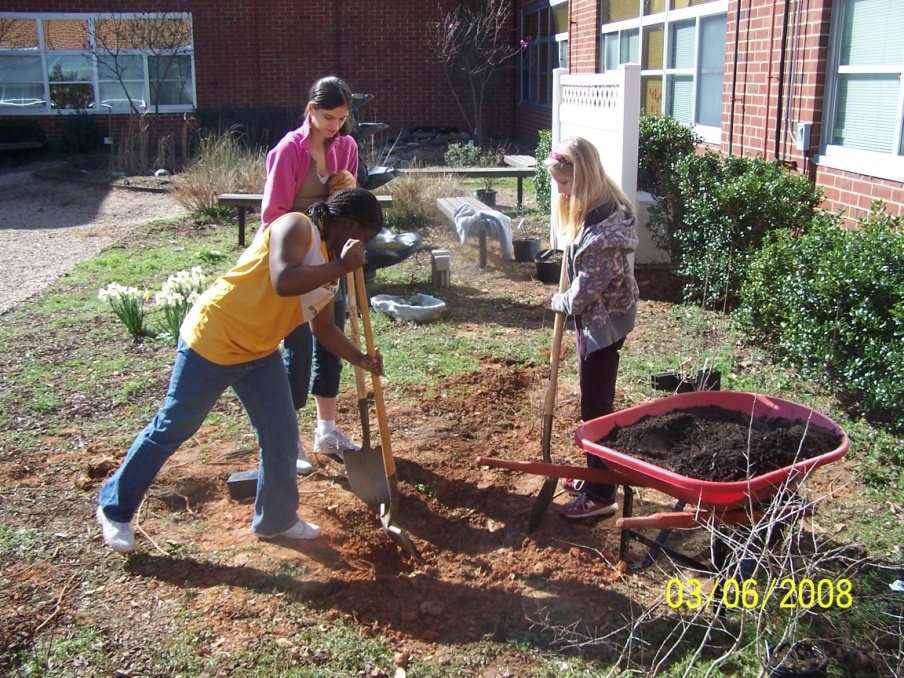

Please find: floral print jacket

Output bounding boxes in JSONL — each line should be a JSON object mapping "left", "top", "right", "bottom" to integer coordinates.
{"left": 551, "top": 201, "right": 640, "bottom": 356}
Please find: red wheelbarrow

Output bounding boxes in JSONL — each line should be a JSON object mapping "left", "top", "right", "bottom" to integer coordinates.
{"left": 477, "top": 391, "right": 849, "bottom": 570}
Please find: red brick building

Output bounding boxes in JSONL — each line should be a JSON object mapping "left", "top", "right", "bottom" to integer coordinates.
{"left": 513, "top": 0, "right": 903, "bottom": 222}
{"left": 0, "top": 1, "right": 515, "bottom": 148}
{"left": 3, "top": 2, "right": 901, "bottom": 223}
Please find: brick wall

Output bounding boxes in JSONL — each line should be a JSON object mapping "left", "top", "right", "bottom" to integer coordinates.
{"left": 722, "top": 0, "right": 902, "bottom": 224}
{"left": 2, "top": 0, "right": 516, "bottom": 147}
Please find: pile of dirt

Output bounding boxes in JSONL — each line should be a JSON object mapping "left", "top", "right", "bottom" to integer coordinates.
{"left": 599, "top": 406, "right": 844, "bottom": 481}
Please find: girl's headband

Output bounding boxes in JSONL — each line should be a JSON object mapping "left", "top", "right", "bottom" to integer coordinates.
{"left": 548, "top": 151, "right": 571, "bottom": 164}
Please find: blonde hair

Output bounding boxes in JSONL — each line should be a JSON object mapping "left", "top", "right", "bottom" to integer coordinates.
{"left": 543, "top": 137, "right": 633, "bottom": 243}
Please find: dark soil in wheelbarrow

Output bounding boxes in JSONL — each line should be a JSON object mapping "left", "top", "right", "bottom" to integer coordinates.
{"left": 598, "top": 406, "right": 844, "bottom": 482}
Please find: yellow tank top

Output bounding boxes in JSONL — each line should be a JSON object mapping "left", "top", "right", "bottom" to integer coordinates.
{"left": 180, "top": 213, "right": 334, "bottom": 365}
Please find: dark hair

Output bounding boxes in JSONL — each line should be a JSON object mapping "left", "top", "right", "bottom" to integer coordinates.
{"left": 308, "top": 76, "right": 353, "bottom": 136}
{"left": 308, "top": 188, "right": 383, "bottom": 233}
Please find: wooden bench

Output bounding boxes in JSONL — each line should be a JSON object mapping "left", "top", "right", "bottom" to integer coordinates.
{"left": 503, "top": 154, "right": 537, "bottom": 170}
{"left": 218, "top": 192, "right": 393, "bottom": 247}
{"left": 404, "top": 166, "right": 534, "bottom": 209}
{"left": 436, "top": 195, "right": 499, "bottom": 269}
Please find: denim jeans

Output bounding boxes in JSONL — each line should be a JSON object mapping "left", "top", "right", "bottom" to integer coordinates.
{"left": 283, "top": 277, "right": 347, "bottom": 410}
{"left": 98, "top": 338, "right": 300, "bottom": 536}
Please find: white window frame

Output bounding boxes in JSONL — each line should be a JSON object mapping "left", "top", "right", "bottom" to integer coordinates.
{"left": 816, "top": 0, "right": 904, "bottom": 183}
{"left": 0, "top": 12, "right": 195, "bottom": 115}
{"left": 599, "top": 1, "right": 727, "bottom": 145}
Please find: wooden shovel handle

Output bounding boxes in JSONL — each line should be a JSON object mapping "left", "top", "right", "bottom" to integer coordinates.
{"left": 345, "top": 273, "right": 368, "bottom": 401}
{"left": 544, "top": 257, "right": 569, "bottom": 417}
{"left": 353, "top": 268, "right": 395, "bottom": 476}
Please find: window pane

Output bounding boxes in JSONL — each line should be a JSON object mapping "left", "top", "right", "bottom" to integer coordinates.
{"left": 697, "top": 72, "right": 722, "bottom": 125}
{"left": 671, "top": 0, "right": 719, "bottom": 7}
{"left": 558, "top": 39, "right": 569, "bottom": 70}
{"left": 605, "top": 0, "right": 640, "bottom": 22}
{"left": 551, "top": 4, "right": 568, "bottom": 34}
{"left": 0, "top": 19, "right": 39, "bottom": 48}
{"left": 669, "top": 20, "right": 695, "bottom": 69}
{"left": 98, "top": 54, "right": 144, "bottom": 80}
{"left": 149, "top": 55, "right": 193, "bottom": 105}
{"left": 643, "top": 24, "right": 664, "bottom": 70}
{"left": 841, "top": 0, "right": 904, "bottom": 66}
{"left": 99, "top": 81, "right": 146, "bottom": 109}
{"left": 50, "top": 83, "right": 93, "bottom": 109}
{"left": 645, "top": 0, "right": 667, "bottom": 15}
{"left": 642, "top": 75, "right": 663, "bottom": 114}
{"left": 47, "top": 54, "right": 93, "bottom": 82}
{"left": 603, "top": 34, "right": 618, "bottom": 70}
{"left": 697, "top": 15, "right": 726, "bottom": 126}
{"left": 833, "top": 74, "right": 899, "bottom": 152}
{"left": 668, "top": 75, "right": 693, "bottom": 123}
{"left": 537, "top": 8, "right": 550, "bottom": 38}
{"left": 0, "top": 55, "right": 45, "bottom": 108}
{"left": 43, "top": 19, "right": 88, "bottom": 50}
{"left": 623, "top": 28, "right": 640, "bottom": 64}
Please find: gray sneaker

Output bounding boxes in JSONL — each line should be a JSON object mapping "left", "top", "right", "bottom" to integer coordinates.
{"left": 296, "top": 441, "right": 314, "bottom": 475}
{"left": 96, "top": 506, "right": 136, "bottom": 553}
{"left": 312, "top": 428, "right": 360, "bottom": 462}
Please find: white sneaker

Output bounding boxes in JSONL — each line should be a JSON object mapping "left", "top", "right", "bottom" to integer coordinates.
{"left": 296, "top": 441, "right": 314, "bottom": 475}
{"left": 96, "top": 506, "right": 136, "bottom": 553}
{"left": 313, "top": 428, "right": 360, "bottom": 462}
{"left": 256, "top": 520, "right": 321, "bottom": 541}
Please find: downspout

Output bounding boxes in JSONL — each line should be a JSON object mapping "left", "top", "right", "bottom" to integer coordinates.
{"left": 773, "top": 0, "right": 791, "bottom": 161}
{"left": 763, "top": 0, "right": 779, "bottom": 157}
{"left": 727, "top": 0, "right": 743, "bottom": 156}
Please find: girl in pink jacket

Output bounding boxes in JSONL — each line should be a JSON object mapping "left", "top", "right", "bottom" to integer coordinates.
{"left": 260, "top": 76, "right": 362, "bottom": 474}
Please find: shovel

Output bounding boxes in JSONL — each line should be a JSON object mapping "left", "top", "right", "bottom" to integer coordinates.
{"left": 345, "top": 267, "right": 419, "bottom": 558}
{"left": 527, "top": 249, "right": 569, "bottom": 532}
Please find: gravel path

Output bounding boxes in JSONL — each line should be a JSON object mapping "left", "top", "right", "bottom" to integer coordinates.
{"left": 0, "top": 166, "right": 186, "bottom": 316}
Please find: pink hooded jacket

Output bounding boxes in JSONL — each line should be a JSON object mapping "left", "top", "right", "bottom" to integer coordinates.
{"left": 259, "top": 117, "right": 359, "bottom": 228}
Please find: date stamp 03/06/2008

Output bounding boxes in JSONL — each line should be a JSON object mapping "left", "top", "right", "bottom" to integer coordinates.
{"left": 664, "top": 577, "right": 853, "bottom": 611}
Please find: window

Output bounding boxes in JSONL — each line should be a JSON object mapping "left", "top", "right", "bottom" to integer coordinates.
{"left": 520, "top": 3, "right": 568, "bottom": 106}
{"left": 0, "top": 12, "right": 194, "bottom": 114}
{"left": 599, "top": 1, "right": 726, "bottom": 142}
{"left": 821, "top": 0, "right": 904, "bottom": 180}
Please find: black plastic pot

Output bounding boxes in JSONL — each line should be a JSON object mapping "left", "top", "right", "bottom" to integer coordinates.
{"left": 513, "top": 237, "right": 541, "bottom": 262}
{"left": 534, "top": 248, "right": 563, "bottom": 284}
{"left": 475, "top": 188, "right": 496, "bottom": 207}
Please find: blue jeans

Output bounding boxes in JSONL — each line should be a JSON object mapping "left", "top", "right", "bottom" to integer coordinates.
{"left": 283, "top": 278, "right": 347, "bottom": 410}
{"left": 98, "top": 338, "right": 300, "bottom": 536}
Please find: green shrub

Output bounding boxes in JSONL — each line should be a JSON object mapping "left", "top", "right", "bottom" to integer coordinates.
{"left": 59, "top": 112, "right": 103, "bottom": 153}
{"left": 639, "top": 115, "right": 700, "bottom": 258}
{"left": 534, "top": 129, "right": 552, "bottom": 211}
{"left": 443, "top": 142, "right": 501, "bottom": 167}
{"left": 737, "top": 203, "right": 904, "bottom": 436}
{"left": 675, "top": 152, "right": 822, "bottom": 308}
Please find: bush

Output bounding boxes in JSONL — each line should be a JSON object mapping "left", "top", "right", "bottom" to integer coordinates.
{"left": 195, "top": 106, "right": 304, "bottom": 150}
{"left": 534, "top": 129, "right": 552, "bottom": 211}
{"left": 443, "top": 143, "right": 501, "bottom": 167}
{"left": 737, "top": 203, "right": 904, "bottom": 435}
{"left": 59, "top": 113, "right": 103, "bottom": 153}
{"left": 638, "top": 115, "right": 700, "bottom": 258}
{"left": 674, "top": 152, "right": 822, "bottom": 308}
{"left": 172, "top": 129, "right": 266, "bottom": 216}
{"left": 383, "top": 173, "right": 464, "bottom": 233}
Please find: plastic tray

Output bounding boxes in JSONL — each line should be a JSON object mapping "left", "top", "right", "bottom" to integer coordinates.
{"left": 575, "top": 391, "right": 849, "bottom": 508}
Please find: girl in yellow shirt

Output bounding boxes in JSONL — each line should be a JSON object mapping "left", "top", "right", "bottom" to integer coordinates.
{"left": 97, "top": 188, "right": 383, "bottom": 552}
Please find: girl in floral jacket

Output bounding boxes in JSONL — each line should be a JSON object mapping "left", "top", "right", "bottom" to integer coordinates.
{"left": 543, "top": 136, "right": 640, "bottom": 520}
